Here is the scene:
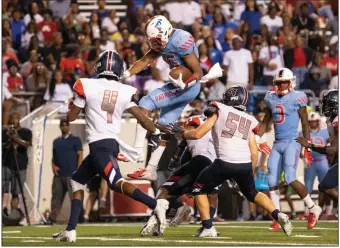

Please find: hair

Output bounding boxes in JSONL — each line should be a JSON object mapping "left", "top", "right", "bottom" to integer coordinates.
{"left": 32, "top": 63, "right": 49, "bottom": 88}
{"left": 204, "top": 36, "right": 217, "bottom": 49}
{"left": 213, "top": 11, "right": 226, "bottom": 24}
{"left": 49, "top": 69, "right": 62, "bottom": 98}
{"left": 27, "top": 21, "right": 39, "bottom": 33}
{"left": 300, "top": 2, "right": 309, "bottom": 10}
{"left": 245, "top": 0, "right": 259, "bottom": 12}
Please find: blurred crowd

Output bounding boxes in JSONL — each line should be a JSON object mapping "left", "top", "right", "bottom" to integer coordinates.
{"left": 2, "top": 0, "right": 338, "bottom": 124}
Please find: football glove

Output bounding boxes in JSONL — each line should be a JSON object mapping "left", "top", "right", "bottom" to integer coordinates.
{"left": 168, "top": 73, "right": 186, "bottom": 90}
{"left": 165, "top": 123, "right": 184, "bottom": 139}
{"left": 257, "top": 143, "right": 271, "bottom": 155}
{"left": 303, "top": 148, "right": 313, "bottom": 168}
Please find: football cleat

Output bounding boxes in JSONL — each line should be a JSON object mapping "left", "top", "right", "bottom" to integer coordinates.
{"left": 269, "top": 221, "right": 280, "bottom": 232}
{"left": 197, "top": 226, "right": 218, "bottom": 237}
{"left": 140, "top": 214, "right": 158, "bottom": 236}
{"left": 169, "top": 204, "right": 191, "bottom": 227}
{"left": 127, "top": 169, "right": 146, "bottom": 179}
{"left": 153, "top": 199, "right": 169, "bottom": 235}
{"left": 128, "top": 167, "right": 158, "bottom": 181}
{"left": 307, "top": 205, "right": 322, "bottom": 229}
{"left": 52, "top": 230, "right": 76, "bottom": 242}
{"left": 277, "top": 213, "right": 292, "bottom": 236}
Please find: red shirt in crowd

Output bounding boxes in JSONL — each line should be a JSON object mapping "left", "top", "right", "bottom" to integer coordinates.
{"left": 4, "top": 72, "right": 23, "bottom": 90}
{"left": 38, "top": 21, "right": 57, "bottom": 41}
{"left": 322, "top": 55, "right": 338, "bottom": 76}
{"left": 59, "top": 57, "right": 85, "bottom": 80}
{"left": 292, "top": 47, "right": 306, "bottom": 67}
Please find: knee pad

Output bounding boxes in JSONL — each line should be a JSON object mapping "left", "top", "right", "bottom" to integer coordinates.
{"left": 71, "top": 179, "right": 85, "bottom": 193}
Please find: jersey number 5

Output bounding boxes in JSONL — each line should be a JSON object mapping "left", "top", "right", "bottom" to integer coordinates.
{"left": 101, "top": 90, "right": 118, "bottom": 123}
{"left": 222, "top": 112, "right": 251, "bottom": 140}
{"left": 275, "top": 105, "right": 285, "bottom": 124}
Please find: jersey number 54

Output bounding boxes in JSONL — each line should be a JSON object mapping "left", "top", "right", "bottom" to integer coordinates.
{"left": 222, "top": 112, "right": 251, "bottom": 140}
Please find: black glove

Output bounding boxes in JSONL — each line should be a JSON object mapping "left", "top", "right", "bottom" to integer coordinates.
{"left": 168, "top": 157, "right": 179, "bottom": 171}
{"left": 165, "top": 123, "right": 184, "bottom": 139}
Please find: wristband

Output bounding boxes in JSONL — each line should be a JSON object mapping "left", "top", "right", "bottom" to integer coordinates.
{"left": 154, "top": 128, "right": 160, "bottom": 135}
{"left": 122, "top": 70, "right": 131, "bottom": 79}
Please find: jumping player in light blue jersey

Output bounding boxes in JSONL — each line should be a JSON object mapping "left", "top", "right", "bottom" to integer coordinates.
{"left": 122, "top": 15, "right": 203, "bottom": 181}
{"left": 257, "top": 68, "right": 322, "bottom": 231}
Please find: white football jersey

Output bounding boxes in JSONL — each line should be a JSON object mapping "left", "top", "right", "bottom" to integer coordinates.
{"left": 210, "top": 101, "right": 259, "bottom": 163}
{"left": 187, "top": 131, "right": 216, "bottom": 161}
{"left": 73, "top": 78, "right": 137, "bottom": 143}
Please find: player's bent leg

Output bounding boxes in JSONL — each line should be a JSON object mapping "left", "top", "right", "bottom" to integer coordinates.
{"left": 319, "top": 164, "right": 339, "bottom": 201}
{"left": 133, "top": 107, "right": 151, "bottom": 163}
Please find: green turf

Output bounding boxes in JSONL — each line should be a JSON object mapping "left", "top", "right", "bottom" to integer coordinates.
{"left": 2, "top": 221, "right": 338, "bottom": 246}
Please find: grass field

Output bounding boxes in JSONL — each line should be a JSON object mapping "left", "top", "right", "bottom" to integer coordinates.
{"left": 2, "top": 221, "right": 338, "bottom": 246}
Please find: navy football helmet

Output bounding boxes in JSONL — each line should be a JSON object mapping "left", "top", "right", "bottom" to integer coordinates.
{"left": 95, "top": 50, "right": 124, "bottom": 80}
{"left": 222, "top": 85, "right": 248, "bottom": 111}
{"left": 320, "top": 89, "right": 338, "bottom": 118}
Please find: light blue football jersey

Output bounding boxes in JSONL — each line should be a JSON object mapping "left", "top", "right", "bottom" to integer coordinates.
{"left": 159, "top": 29, "right": 199, "bottom": 68}
{"left": 265, "top": 91, "right": 308, "bottom": 140}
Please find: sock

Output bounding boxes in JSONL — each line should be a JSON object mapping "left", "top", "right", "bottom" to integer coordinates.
{"left": 83, "top": 215, "right": 89, "bottom": 219}
{"left": 134, "top": 124, "right": 147, "bottom": 151}
{"left": 303, "top": 195, "right": 314, "bottom": 209}
{"left": 169, "top": 198, "right": 183, "bottom": 210}
{"left": 131, "top": 188, "right": 157, "bottom": 209}
{"left": 66, "top": 199, "right": 83, "bottom": 231}
{"left": 147, "top": 145, "right": 166, "bottom": 169}
{"left": 304, "top": 206, "right": 309, "bottom": 216}
{"left": 326, "top": 205, "right": 332, "bottom": 216}
{"left": 271, "top": 209, "right": 280, "bottom": 222}
{"left": 210, "top": 207, "right": 216, "bottom": 219}
{"left": 202, "top": 219, "right": 212, "bottom": 229}
{"left": 269, "top": 189, "right": 280, "bottom": 210}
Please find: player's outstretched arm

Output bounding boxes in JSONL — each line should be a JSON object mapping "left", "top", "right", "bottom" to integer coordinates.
{"left": 298, "top": 107, "right": 310, "bottom": 140}
{"left": 183, "top": 114, "right": 217, "bottom": 140}
{"left": 249, "top": 132, "right": 259, "bottom": 174}
{"left": 183, "top": 51, "right": 203, "bottom": 81}
{"left": 123, "top": 50, "right": 159, "bottom": 78}
{"left": 127, "top": 106, "right": 157, "bottom": 133}
{"left": 257, "top": 108, "right": 272, "bottom": 137}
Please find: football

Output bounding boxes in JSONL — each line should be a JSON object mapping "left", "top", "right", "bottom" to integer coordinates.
{"left": 170, "top": 66, "right": 193, "bottom": 82}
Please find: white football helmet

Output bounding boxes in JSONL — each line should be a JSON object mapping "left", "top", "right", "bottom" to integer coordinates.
{"left": 145, "top": 15, "right": 173, "bottom": 51}
{"left": 308, "top": 112, "right": 321, "bottom": 121}
{"left": 273, "top": 68, "right": 296, "bottom": 96}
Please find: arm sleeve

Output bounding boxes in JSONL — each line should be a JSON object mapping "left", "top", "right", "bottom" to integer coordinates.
{"left": 73, "top": 79, "right": 86, "bottom": 108}
{"left": 174, "top": 31, "right": 195, "bottom": 57}
{"left": 296, "top": 92, "right": 308, "bottom": 108}
{"left": 251, "top": 117, "right": 260, "bottom": 134}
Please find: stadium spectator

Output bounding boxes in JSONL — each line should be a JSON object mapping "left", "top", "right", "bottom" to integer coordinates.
{"left": 44, "top": 70, "right": 73, "bottom": 113}
{"left": 38, "top": 9, "right": 57, "bottom": 43}
{"left": 2, "top": 39, "right": 19, "bottom": 73}
{"left": 89, "top": 12, "right": 101, "bottom": 39}
{"left": 2, "top": 112, "right": 32, "bottom": 216}
{"left": 198, "top": 43, "right": 213, "bottom": 73}
{"left": 49, "top": 119, "right": 83, "bottom": 224}
{"left": 223, "top": 35, "right": 254, "bottom": 88}
{"left": 100, "top": 28, "right": 115, "bottom": 52}
{"left": 240, "top": 0, "right": 262, "bottom": 34}
{"left": 49, "top": 0, "right": 71, "bottom": 19}
{"left": 3, "top": 60, "right": 23, "bottom": 92}
{"left": 10, "top": 9, "right": 26, "bottom": 49}
{"left": 63, "top": 0, "right": 87, "bottom": 28}
{"left": 20, "top": 21, "right": 44, "bottom": 50}
{"left": 161, "top": 0, "right": 183, "bottom": 25}
{"left": 258, "top": 34, "right": 284, "bottom": 86}
{"left": 2, "top": 86, "right": 24, "bottom": 126}
{"left": 60, "top": 14, "right": 79, "bottom": 45}
{"left": 3, "top": 19, "right": 13, "bottom": 41}
{"left": 322, "top": 40, "right": 338, "bottom": 76}
{"left": 44, "top": 32, "right": 66, "bottom": 70}
{"left": 23, "top": 2, "right": 43, "bottom": 26}
{"left": 312, "top": 52, "right": 332, "bottom": 82}
{"left": 201, "top": 3, "right": 215, "bottom": 26}
{"left": 252, "top": 50, "right": 264, "bottom": 86}
{"left": 220, "top": 28, "right": 235, "bottom": 52}
{"left": 205, "top": 36, "right": 223, "bottom": 66}
{"left": 101, "top": 9, "right": 118, "bottom": 35}
{"left": 212, "top": 10, "right": 237, "bottom": 43}
{"left": 181, "top": 0, "right": 201, "bottom": 32}
{"left": 20, "top": 50, "right": 39, "bottom": 79}
{"left": 260, "top": 2, "right": 283, "bottom": 33}
{"left": 93, "top": 0, "right": 109, "bottom": 19}
{"left": 110, "top": 20, "right": 136, "bottom": 43}
{"left": 291, "top": 3, "right": 316, "bottom": 33}
{"left": 283, "top": 35, "right": 313, "bottom": 89}
{"left": 25, "top": 63, "right": 50, "bottom": 93}
{"left": 143, "top": 68, "right": 164, "bottom": 95}
{"left": 59, "top": 46, "right": 85, "bottom": 85}
{"left": 238, "top": 21, "right": 252, "bottom": 49}
{"left": 301, "top": 66, "right": 329, "bottom": 96}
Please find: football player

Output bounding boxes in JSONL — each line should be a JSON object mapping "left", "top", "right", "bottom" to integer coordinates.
{"left": 140, "top": 115, "right": 218, "bottom": 236}
{"left": 301, "top": 112, "right": 330, "bottom": 216}
{"left": 257, "top": 68, "right": 322, "bottom": 231}
{"left": 52, "top": 51, "right": 169, "bottom": 242}
{"left": 296, "top": 89, "right": 338, "bottom": 202}
{"left": 168, "top": 86, "right": 292, "bottom": 237}
{"left": 122, "top": 15, "right": 203, "bottom": 181}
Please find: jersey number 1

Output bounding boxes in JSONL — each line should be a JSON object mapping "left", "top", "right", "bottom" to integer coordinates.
{"left": 222, "top": 112, "right": 251, "bottom": 140}
{"left": 101, "top": 90, "right": 118, "bottom": 123}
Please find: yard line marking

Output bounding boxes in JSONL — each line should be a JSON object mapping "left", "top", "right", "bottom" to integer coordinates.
{"left": 2, "top": 231, "right": 22, "bottom": 234}
{"left": 3, "top": 236, "right": 337, "bottom": 246}
{"left": 180, "top": 225, "right": 338, "bottom": 231}
{"left": 294, "top": 235, "right": 321, "bottom": 238}
{"left": 22, "top": 240, "right": 45, "bottom": 243}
